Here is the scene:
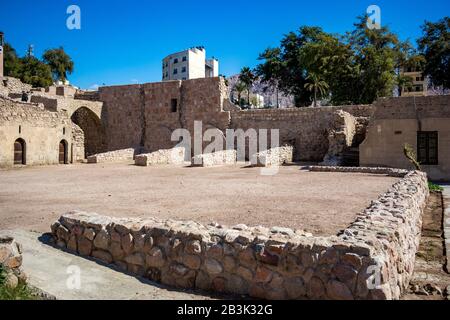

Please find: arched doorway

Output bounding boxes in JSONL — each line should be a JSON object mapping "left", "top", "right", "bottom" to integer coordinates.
{"left": 59, "top": 140, "right": 68, "bottom": 164}
{"left": 14, "top": 138, "right": 26, "bottom": 165}
{"left": 71, "top": 107, "right": 104, "bottom": 159}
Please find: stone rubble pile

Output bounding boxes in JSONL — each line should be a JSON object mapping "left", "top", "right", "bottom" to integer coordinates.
{"left": 0, "top": 236, "right": 27, "bottom": 289}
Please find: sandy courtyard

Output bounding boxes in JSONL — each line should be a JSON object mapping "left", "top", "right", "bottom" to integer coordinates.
{"left": 0, "top": 163, "right": 399, "bottom": 236}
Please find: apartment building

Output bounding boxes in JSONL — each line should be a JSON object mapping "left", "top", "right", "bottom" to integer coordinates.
{"left": 400, "top": 67, "right": 428, "bottom": 97}
{"left": 162, "top": 47, "right": 219, "bottom": 81}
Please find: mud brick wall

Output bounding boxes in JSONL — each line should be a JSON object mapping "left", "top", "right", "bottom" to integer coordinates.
{"left": 51, "top": 170, "right": 428, "bottom": 300}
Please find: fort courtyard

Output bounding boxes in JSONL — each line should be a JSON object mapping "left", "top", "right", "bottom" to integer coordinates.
{"left": 0, "top": 163, "right": 399, "bottom": 235}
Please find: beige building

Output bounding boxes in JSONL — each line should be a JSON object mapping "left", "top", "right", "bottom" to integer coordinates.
{"left": 400, "top": 67, "right": 427, "bottom": 97}
{"left": 162, "top": 47, "right": 219, "bottom": 81}
{"left": 360, "top": 95, "right": 450, "bottom": 181}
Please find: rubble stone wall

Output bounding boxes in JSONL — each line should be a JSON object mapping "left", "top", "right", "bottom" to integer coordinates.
{"left": 87, "top": 148, "right": 136, "bottom": 164}
{"left": 51, "top": 170, "right": 428, "bottom": 300}
{"left": 135, "top": 147, "right": 185, "bottom": 166}
{"left": 192, "top": 150, "right": 237, "bottom": 167}
{"left": 250, "top": 146, "right": 294, "bottom": 167}
{"left": 0, "top": 235, "right": 27, "bottom": 289}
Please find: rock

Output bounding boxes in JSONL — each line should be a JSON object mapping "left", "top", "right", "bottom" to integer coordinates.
{"left": 67, "top": 235, "right": 78, "bottom": 252}
{"left": 254, "top": 266, "right": 273, "bottom": 283}
{"left": 237, "top": 266, "right": 254, "bottom": 281}
{"left": 249, "top": 283, "right": 266, "bottom": 299}
{"left": 284, "top": 277, "right": 307, "bottom": 299}
{"left": 125, "top": 253, "right": 145, "bottom": 266}
{"left": 223, "top": 256, "right": 237, "bottom": 272}
{"left": 185, "top": 240, "right": 202, "bottom": 255}
{"left": 195, "top": 271, "right": 211, "bottom": 291}
{"left": 183, "top": 254, "right": 202, "bottom": 270}
{"left": 171, "top": 263, "right": 189, "bottom": 277}
{"left": 308, "top": 277, "right": 326, "bottom": 298}
{"left": 206, "top": 244, "right": 223, "bottom": 259}
{"left": 77, "top": 236, "right": 93, "bottom": 256}
{"left": 326, "top": 280, "right": 354, "bottom": 300}
{"left": 238, "top": 247, "right": 255, "bottom": 267}
{"left": 83, "top": 228, "right": 96, "bottom": 241}
{"left": 110, "top": 241, "right": 125, "bottom": 261}
{"left": 341, "top": 253, "right": 363, "bottom": 269}
{"left": 93, "top": 229, "right": 110, "bottom": 250}
{"left": 92, "top": 250, "right": 113, "bottom": 264}
{"left": 258, "top": 249, "right": 280, "bottom": 266}
{"left": 212, "top": 277, "right": 226, "bottom": 292}
{"left": 333, "top": 264, "right": 358, "bottom": 287}
{"left": 227, "top": 275, "right": 247, "bottom": 294}
{"left": 4, "top": 272, "right": 19, "bottom": 289}
{"left": 56, "top": 225, "right": 70, "bottom": 242}
{"left": 121, "top": 233, "right": 134, "bottom": 254}
{"left": 146, "top": 247, "right": 165, "bottom": 268}
{"left": 204, "top": 258, "right": 223, "bottom": 275}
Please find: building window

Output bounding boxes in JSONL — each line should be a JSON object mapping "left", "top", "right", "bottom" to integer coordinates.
{"left": 171, "top": 99, "right": 178, "bottom": 113}
{"left": 182, "top": 56, "right": 187, "bottom": 62}
{"left": 174, "top": 58, "right": 178, "bottom": 64}
{"left": 417, "top": 131, "right": 438, "bottom": 165}
{"left": 173, "top": 68, "right": 178, "bottom": 75}
{"left": 182, "top": 66, "right": 186, "bottom": 73}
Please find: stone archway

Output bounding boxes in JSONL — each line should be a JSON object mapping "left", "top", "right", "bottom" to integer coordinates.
{"left": 71, "top": 107, "right": 104, "bottom": 158}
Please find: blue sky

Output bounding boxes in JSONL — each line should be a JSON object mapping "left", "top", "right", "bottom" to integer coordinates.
{"left": 1, "top": 0, "right": 449, "bottom": 89}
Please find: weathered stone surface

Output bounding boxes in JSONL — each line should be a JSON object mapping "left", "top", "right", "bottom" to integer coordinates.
{"left": 204, "top": 258, "right": 223, "bottom": 275}
{"left": 77, "top": 236, "right": 93, "bottom": 256}
{"left": 92, "top": 250, "right": 113, "bottom": 264}
{"left": 326, "top": 280, "right": 354, "bottom": 300}
{"left": 93, "top": 229, "right": 110, "bottom": 250}
{"left": 125, "top": 253, "right": 145, "bottom": 266}
{"left": 285, "top": 277, "right": 307, "bottom": 299}
{"left": 146, "top": 247, "right": 165, "bottom": 268}
{"left": 182, "top": 254, "right": 201, "bottom": 270}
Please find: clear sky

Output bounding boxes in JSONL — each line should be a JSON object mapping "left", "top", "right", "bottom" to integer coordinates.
{"left": 1, "top": 0, "right": 449, "bottom": 89}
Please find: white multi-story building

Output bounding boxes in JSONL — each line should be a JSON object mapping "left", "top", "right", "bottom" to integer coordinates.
{"left": 162, "top": 47, "right": 219, "bottom": 81}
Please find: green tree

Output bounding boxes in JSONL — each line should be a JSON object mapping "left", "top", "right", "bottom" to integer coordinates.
{"left": 304, "top": 73, "right": 329, "bottom": 107}
{"left": 19, "top": 56, "right": 53, "bottom": 88}
{"left": 255, "top": 48, "right": 284, "bottom": 108}
{"left": 42, "top": 47, "right": 74, "bottom": 82}
{"left": 238, "top": 67, "right": 256, "bottom": 105}
{"left": 3, "top": 43, "right": 22, "bottom": 78}
{"left": 417, "top": 17, "right": 450, "bottom": 91}
{"left": 345, "top": 15, "right": 400, "bottom": 104}
{"left": 233, "top": 81, "right": 247, "bottom": 107}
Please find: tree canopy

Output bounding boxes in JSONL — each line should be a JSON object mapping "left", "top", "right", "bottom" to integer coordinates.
{"left": 42, "top": 47, "right": 74, "bottom": 82}
{"left": 418, "top": 17, "right": 450, "bottom": 90}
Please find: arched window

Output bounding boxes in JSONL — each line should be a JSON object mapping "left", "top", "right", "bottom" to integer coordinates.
{"left": 59, "top": 140, "right": 68, "bottom": 164}
{"left": 14, "top": 138, "right": 26, "bottom": 165}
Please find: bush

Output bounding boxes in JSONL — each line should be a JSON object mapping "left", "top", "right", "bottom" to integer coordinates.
{"left": 0, "top": 265, "right": 37, "bottom": 300}
{"left": 428, "top": 181, "right": 443, "bottom": 192}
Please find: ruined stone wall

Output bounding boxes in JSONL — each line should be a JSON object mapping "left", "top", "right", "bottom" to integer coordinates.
{"left": 360, "top": 95, "right": 450, "bottom": 181}
{"left": 0, "top": 96, "right": 72, "bottom": 167}
{"left": 51, "top": 170, "right": 428, "bottom": 300}
{"left": 0, "top": 235, "right": 27, "bottom": 289}
{"left": 71, "top": 122, "right": 85, "bottom": 162}
{"left": 87, "top": 148, "right": 136, "bottom": 164}
{"left": 230, "top": 105, "right": 373, "bottom": 162}
{"left": 98, "top": 85, "right": 144, "bottom": 152}
{"left": 135, "top": 147, "right": 185, "bottom": 166}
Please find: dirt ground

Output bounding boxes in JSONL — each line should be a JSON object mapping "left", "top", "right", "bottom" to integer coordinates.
{"left": 402, "top": 192, "right": 450, "bottom": 300}
{"left": 0, "top": 163, "right": 399, "bottom": 236}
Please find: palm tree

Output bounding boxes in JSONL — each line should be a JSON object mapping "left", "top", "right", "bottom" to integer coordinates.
{"left": 233, "top": 81, "right": 247, "bottom": 106}
{"left": 304, "top": 73, "right": 329, "bottom": 107}
{"left": 239, "top": 67, "right": 256, "bottom": 106}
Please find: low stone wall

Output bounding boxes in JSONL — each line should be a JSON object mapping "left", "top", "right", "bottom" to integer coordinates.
{"left": 309, "top": 165, "right": 409, "bottom": 177}
{"left": 192, "top": 150, "right": 237, "bottom": 167}
{"left": 0, "top": 235, "right": 27, "bottom": 289}
{"left": 250, "top": 146, "right": 294, "bottom": 167}
{"left": 135, "top": 147, "right": 185, "bottom": 166}
{"left": 50, "top": 169, "right": 428, "bottom": 300}
{"left": 87, "top": 148, "right": 136, "bottom": 164}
